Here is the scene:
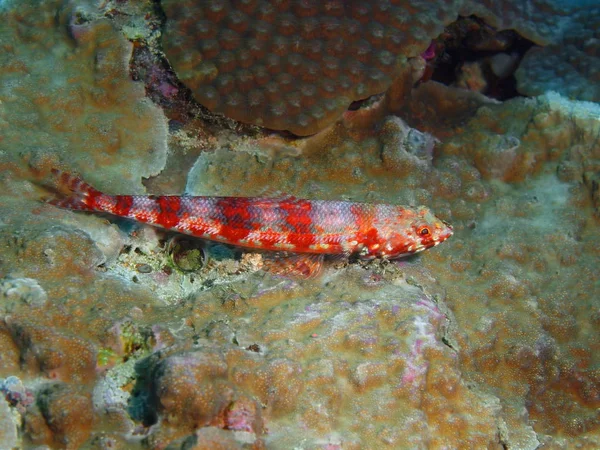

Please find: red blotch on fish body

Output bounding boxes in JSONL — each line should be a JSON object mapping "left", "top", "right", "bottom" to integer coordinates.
{"left": 219, "top": 225, "right": 251, "bottom": 243}
{"left": 186, "top": 220, "right": 215, "bottom": 237}
{"left": 284, "top": 204, "right": 313, "bottom": 234}
{"left": 258, "top": 231, "right": 281, "bottom": 249}
{"left": 216, "top": 198, "right": 253, "bottom": 227}
{"left": 286, "top": 232, "right": 317, "bottom": 250}
{"left": 350, "top": 204, "right": 373, "bottom": 230}
{"left": 360, "top": 228, "right": 381, "bottom": 250}
{"left": 114, "top": 196, "right": 134, "bottom": 216}
{"left": 157, "top": 196, "right": 181, "bottom": 229}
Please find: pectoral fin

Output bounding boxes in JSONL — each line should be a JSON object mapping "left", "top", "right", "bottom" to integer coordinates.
{"left": 262, "top": 253, "right": 324, "bottom": 279}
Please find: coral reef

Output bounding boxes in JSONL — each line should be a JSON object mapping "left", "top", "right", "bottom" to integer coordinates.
{"left": 0, "top": 0, "right": 598, "bottom": 449}
{"left": 460, "top": 0, "right": 573, "bottom": 46}
{"left": 161, "top": 0, "right": 458, "bottom": 135}
{"left": 120, "top": 273, "right": 501, "bottom": 449}
{"left": 25, "top": 382, "right": 93, "bottom": 449}
{"left": 0, "top": 0, "right": 167, "bottom": 192}
{"left": 160, "top": 0, "right": 597, "bottom": 135}
{"left": 515, "top": 6, "right": 600, "bottom": 102}
{"left": 0, "top": 393, "right": 19, "bottom": 449}
{"left": 0, "top": 277, "right": 48, "bottom": 310}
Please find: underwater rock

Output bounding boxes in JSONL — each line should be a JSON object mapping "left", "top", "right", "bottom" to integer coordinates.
{"left": 379, "top": 116, "right": 437, "bottom": 176}
{"left": 159, "top": 0, "right": 591, "bottom": 135}
{"left": 516, "top": 44, "right": 600, "bottom": 102}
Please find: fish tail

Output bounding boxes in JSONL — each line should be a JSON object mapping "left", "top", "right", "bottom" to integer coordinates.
{"left": 46, "top": 169, "right": 104, "bottom": 211}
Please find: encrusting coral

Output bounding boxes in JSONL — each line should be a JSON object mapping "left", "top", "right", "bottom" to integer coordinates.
{"left": 0, "top": 0, "right": 599, "bottom": 448}
{"left": 0, "top": 0, "right": 168, "bottom": 192}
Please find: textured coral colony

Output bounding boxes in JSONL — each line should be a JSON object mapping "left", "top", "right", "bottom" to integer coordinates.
{"left": 0, "top": 0, "right": 599, "bottom": 448}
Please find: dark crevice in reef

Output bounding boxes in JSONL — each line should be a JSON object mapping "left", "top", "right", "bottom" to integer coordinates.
{"left": 127, "top": 0, "right": 211, "bottom": 125}
{"left": 428, "top": 15, "right": 535, "bottom": 101}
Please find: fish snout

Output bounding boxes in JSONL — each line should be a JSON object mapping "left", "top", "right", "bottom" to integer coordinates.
{"left": 438, "top": 220, "right": 453, "bottom": 242}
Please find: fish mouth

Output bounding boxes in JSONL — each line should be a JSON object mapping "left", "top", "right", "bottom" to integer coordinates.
{"left": 440, "top": 220, "right": 453, "bottom": 239}
{"left": 431, "top": 223, "right": 453, "bottom": 247}
{"left": 440, "top": 230, "right": 453, "bottom": 242}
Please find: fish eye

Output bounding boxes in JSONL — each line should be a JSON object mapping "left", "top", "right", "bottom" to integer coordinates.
{"left": 419, "top": 227, "right": 430, "bottom": 236}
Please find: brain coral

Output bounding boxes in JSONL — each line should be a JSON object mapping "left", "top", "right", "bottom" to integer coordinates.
{"left": 161, "top": 0, "right": 458, "bottom": 135}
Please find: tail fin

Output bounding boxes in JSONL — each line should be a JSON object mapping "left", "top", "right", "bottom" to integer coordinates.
{"left": 46, "top": 169, "right": 103, "bottom": 211}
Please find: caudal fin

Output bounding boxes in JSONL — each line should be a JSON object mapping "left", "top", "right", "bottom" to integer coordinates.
{"left": 46, "top": 169, "right": 103, "bottom": 211}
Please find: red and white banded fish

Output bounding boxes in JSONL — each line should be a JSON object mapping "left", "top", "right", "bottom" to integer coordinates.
{"left": 47, "top": 169, "right": 453, "bottom": 277}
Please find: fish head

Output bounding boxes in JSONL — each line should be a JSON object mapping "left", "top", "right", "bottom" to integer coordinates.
{"left": 375, "top": 206, "right": 453, "bottom": 259}
{"left": 409, "top": 206, "right": 453, "bottom": 253}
